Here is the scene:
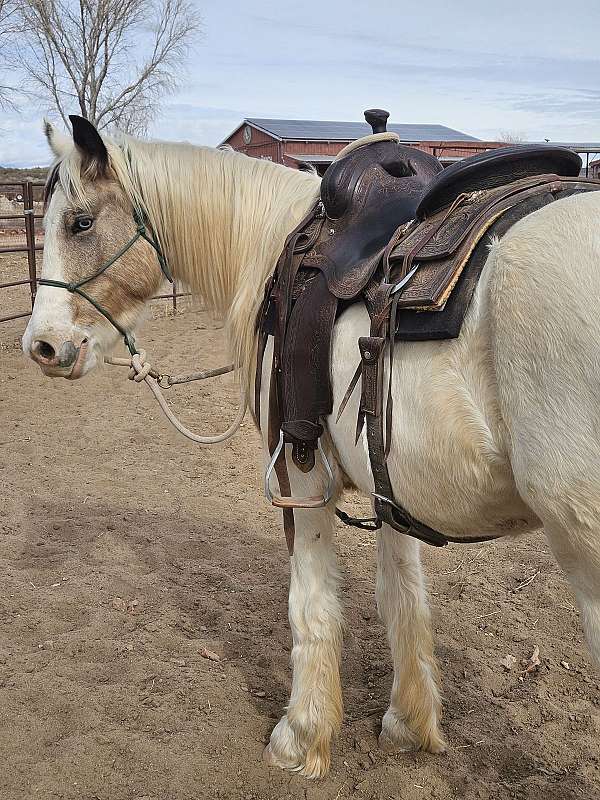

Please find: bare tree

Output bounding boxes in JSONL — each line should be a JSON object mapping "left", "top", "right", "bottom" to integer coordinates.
{"left": 497, "top": 130, "right": 527, "bottom": 144}
{"left": 16, "top": 0, "right": 200, "bottom": 133}
{"left": 0, "top": 0, "right": 20, "bottom": 108}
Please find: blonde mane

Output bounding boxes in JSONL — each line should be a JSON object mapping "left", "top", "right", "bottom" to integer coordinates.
{"left": 55, "top": 134, "right": 320, "bottom": 387}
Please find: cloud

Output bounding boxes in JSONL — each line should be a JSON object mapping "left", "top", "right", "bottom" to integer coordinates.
{"left": 2, "top": 0, "right": 600, "bottom": 164}
{"left": 1, "top": 108, "right": 50, "bottom": 167}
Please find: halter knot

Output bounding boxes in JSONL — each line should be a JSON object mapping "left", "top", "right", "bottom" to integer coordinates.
{"left": 129, "top": 351, "right": 152, "bottom": 382}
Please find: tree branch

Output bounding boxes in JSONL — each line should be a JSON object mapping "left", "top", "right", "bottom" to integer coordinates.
{"left": 15, "top": 0, "right": 201, "bottom": 133}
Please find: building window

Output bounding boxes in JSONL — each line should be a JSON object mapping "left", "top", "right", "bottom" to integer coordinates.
{"left": 243, "top": 125, "right": 252, "bottom": 144}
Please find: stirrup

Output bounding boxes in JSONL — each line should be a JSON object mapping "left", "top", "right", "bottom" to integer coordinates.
{"left": 265, "top": 431, "right": 335, "bottom": 509}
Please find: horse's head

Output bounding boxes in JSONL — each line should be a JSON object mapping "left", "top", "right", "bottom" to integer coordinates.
{"left": 23, "top": 116, "right": 165, "bottom": 379}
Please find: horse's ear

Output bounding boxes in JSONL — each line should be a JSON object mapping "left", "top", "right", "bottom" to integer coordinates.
{"left": 44, "top": 119, "right": 72, "bottom": 159}
{"left": 69, "top": 115, "right": 109, "bottom": 176}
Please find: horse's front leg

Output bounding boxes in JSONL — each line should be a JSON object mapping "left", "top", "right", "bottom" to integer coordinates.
{"left": 376, "top": 524, "right": 446, "bottom": 753}
{"left": 263, "top": 448, "right": 343, "bottom": 778}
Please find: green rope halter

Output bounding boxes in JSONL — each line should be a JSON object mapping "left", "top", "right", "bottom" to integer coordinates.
{"left": 38, "top": 208, "right": 172, "bottom": 356}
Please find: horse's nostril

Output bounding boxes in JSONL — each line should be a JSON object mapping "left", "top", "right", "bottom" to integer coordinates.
{"left": 34, "top": 340, "right": 56, "bottom": 362}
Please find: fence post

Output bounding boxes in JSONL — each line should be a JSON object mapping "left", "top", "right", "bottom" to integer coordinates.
{"left": 172, "top": 278, "right": 177, "bottom": 313}
{"left": 23, "top": 181, "right": 38, "bottom": 311}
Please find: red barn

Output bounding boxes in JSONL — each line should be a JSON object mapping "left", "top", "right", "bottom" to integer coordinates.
{"left": 221, "top": 117, "right": 504, "bottom": 174}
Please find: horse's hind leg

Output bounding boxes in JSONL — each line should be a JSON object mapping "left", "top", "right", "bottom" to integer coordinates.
{"left": 376, "top": 524, "right": 445, "bottom": 753}
{"left": 510, "top": 449, "right": 600, "bottom": 665}
{"left": 489, "top": 200, "right": 600, "bottom": 666}
{"left": 542, "top": 521, "right": 600, "bottom": 663}
{"left": 263, "top": 468, "right": 343, "bottom": 778}
{"left": 506, "top": 403, "right": 600, "bottom": 664}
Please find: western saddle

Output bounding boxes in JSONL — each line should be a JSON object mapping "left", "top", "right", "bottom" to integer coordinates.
{"left": 256, "top": 109, "right": 597, "bottom": 553}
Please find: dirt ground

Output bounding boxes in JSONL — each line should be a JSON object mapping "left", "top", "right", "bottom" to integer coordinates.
{"left": 1, "top": 252, "right": 599, "bottom": 800}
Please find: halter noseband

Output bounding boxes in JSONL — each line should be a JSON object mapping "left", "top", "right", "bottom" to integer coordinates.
{"left": 38, "top": 208, "right": 172, "bottom": 356}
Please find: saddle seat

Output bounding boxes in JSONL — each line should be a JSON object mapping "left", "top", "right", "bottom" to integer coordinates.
{"left": 302, "top": 109, "right": 442, "bottom": 299}
{"left": 417, "top": 144, "right": 582, "bottom": 219}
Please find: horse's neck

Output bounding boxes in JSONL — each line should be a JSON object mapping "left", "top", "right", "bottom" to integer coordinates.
{"left": 147, "top": 146, "right": 319, "bottom": 382}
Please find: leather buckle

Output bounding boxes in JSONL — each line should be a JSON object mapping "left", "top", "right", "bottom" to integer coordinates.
{"left": 292, "top": 441, "right": 316, "bottom": 472}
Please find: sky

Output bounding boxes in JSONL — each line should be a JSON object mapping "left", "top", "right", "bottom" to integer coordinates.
{"left": 2, "top": 0, "right": 600, "bottom": 167}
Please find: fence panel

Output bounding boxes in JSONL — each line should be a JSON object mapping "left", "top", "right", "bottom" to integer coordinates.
{"left": 0, "top": 180, "right": 43, "bottom": 323}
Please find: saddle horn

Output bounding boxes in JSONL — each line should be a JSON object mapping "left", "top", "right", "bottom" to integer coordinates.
{"left": 364, "top": 108, "right": 390, "bottom": 134}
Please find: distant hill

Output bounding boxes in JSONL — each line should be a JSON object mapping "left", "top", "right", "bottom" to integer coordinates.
{"left": 0, "top": 166, "right": 48, "bottom": 184}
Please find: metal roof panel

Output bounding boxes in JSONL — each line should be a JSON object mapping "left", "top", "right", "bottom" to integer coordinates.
{"left": 246, "top": 118, "right": 479, "bottom": 142}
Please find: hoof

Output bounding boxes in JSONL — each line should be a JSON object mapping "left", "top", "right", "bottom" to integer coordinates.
{"left": 378, "top": 723, "right": 419, "bottom": 753}
{"left": 379, "top": 709, "right": 446, "bottom": 754}
{"left": 264, "top": 716, "right": 331, "bottom": 778}
{"left": 263, "top": 717, "right": 303, "bottom": 773}
{"left": 263, "top": 742, "right": 301, "bottom": 772}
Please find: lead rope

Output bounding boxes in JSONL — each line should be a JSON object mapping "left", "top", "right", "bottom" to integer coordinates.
{"left": 104, "top": 350, "right": 246, "bottom": 445}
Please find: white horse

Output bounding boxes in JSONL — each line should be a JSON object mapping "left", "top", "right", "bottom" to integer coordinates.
{"left": 24, "top": 117, "right": 600, "bottom": 778}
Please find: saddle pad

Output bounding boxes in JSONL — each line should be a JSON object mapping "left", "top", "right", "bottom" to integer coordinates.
{"left": 390, "top": 174, "right": 555, "bottom": 263}
{"left": 384, "top": 177, "right": 600, "bottom": 341}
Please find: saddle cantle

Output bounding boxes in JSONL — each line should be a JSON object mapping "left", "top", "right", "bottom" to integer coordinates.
{"left": 257, "top": 109, "right": 600, "bottom": 552}
{"left": 417, "top": 144, "right": 582, "bottom": 219}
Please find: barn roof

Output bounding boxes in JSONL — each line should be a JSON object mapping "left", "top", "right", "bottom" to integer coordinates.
{"left": 239, "top": 118, "right": 479, "bottom": 143}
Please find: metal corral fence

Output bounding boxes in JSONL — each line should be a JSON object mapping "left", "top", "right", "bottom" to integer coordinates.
{"left": 0, "top": 180, "right": 189, "bottom": 327}
{"left": 0, "top": 181, "right": 42, "bottom": 323}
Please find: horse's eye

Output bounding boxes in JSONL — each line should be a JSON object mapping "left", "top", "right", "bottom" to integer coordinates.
{"left": 72, "top": 216, "right": 94, "bottom": 234}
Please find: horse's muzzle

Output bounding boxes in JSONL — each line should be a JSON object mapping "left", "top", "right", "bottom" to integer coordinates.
{"left": 28, "top": 337, "right": 88, "bottom": 378}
